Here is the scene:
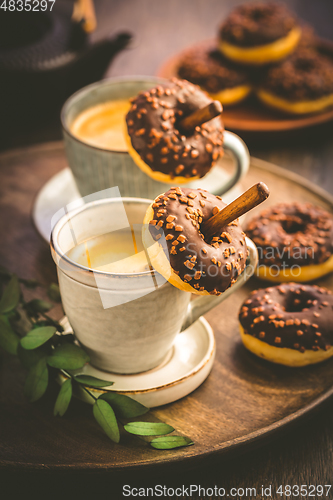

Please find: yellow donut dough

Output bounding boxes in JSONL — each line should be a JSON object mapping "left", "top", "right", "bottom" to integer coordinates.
{"left": 210, "top": 85, "right": 252, "bottom": 106}
{"left": 124, "top": 125, "right": 200, "bottom": 184}
{"left": 219, "top": 26, "right": 301, "bottom": 65}
{"left": 240, "top": 325, "right": 333, "bottom": 367}
{"left": 257, "top": 88, "right": 333, "bottom": 115}
{"left": 255, "top": 254, "right": 333, "bottom": 283}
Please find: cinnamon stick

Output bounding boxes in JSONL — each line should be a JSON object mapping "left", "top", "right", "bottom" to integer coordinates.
{"left": 202, "top": 182, "right": 269, "bottom": 239}
{"left": 179, "top": 101, "right": 222, "bottom": 132}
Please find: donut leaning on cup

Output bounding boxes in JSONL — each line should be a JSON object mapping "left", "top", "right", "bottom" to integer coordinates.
{"left": 143, "top": 183, "right": 269, "bottom": 295}
{"left": 125, "top": 79, "right": 224, "bottom": 184}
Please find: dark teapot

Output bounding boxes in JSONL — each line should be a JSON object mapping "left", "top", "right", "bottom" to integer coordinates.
{"left": 0, "top": 3, "right": 132, "bottom": 134}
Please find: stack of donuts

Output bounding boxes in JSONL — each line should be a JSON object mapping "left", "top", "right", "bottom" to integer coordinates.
{"left": 177, "top": 2, "right": 333, "bottom": 115}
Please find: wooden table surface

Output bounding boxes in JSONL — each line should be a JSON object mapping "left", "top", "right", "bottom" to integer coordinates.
{"left": 1, "top": 0, "right": 333, "bottom": 498}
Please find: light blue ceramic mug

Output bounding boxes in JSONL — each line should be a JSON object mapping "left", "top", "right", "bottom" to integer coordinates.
{"left": 61, "top": 76, "right": 249, "bottom": 200}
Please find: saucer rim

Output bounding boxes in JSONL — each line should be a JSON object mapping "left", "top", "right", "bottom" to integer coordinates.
{"left": 58, "top": 316, "right": 215, "bottom": 396}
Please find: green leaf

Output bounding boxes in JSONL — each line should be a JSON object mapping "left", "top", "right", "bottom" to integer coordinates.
{"left": 26, "top": 299, "right": 53, "bottom": 313}
{"left": 31, "top": 321, "right": 49, "bottom": 329}
{"left": 18, "top": 344, "right": 46, "bottom": 369}
{"left": 93, "top": 399, "right": 120, "bottom": 443}
{"left": 24, "top": 357, "right": 48, "bottom": 402}
{"left": 0, "top": 315, "right": 20, "bottom": 355}
{"left": 100, "top": 392, "right": 149, "bottom": 418}
{"left": 47, "top": 343, "right": 90, "bottom": 370}
{"left": 47, "top": 283, "right": 61, "bottom": 302}
{"left": 0, "top": 275, "right": 20, "bottom": 314}
{"left": 150, "top": 436, "right": 194, "bottom": 450}
{"left": 20, "top": 326, "right": 56, "bottom": 350}
{"left": 32, "top": 319, "right": 64, "bottom": 333}
{"left": 5, "top": 309, "right": 20, "bottom": 321}
{"left": 74, "top": 375, "right": 114, "bottom": 388}
{"left": 124, "top": 421, "right": 174, "bottom": 436}
{"left": 20, "top": 278, "right": 39, "bottom": 289}
{"left": 54, "top": 379, "right": 72, "bottom": 417}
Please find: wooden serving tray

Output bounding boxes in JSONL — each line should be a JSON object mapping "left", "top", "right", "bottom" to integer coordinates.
{"left": 0, "top": 142, "right": 333, "bottom": 473}
{"left": 157, "top": 38, "right": 333, "bottom": 132}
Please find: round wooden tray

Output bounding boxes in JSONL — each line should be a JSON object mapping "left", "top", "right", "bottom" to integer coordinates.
{"left": 1, "top": 142, "right": 333, "bottom": 472}
{"left": 157, "top": 38, "right": 333, "bottom": 132}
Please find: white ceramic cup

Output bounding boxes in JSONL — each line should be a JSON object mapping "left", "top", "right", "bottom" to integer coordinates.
{"left": 61, "top": 76, "right": 249, "bottom": 200}
{"left": 50, "top": 197, "right": 257, "bottom": 374}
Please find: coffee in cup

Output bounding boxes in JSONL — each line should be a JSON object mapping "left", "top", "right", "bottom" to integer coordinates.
{"left": 66, "top": 226, "right": 150, "bottom": 274}
{"left": 69, "top": 99, "right": 130, "bottom": 152}
{"left": 61, "top": 77, "right": 250, "bottom": 199}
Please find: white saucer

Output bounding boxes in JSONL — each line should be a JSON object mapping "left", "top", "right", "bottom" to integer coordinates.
{"left": 58, "top": 316, "right": 215, "bottom": 408}
{"left": 32, "top": 164, "right": 243, "bottom": 242}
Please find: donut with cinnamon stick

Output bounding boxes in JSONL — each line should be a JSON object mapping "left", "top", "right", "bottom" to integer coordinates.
{"left": 143, "top": 183, "right": 269, "bottom": 295}
{"left": 125, "top": 79, "right": 224, "bottom": 183}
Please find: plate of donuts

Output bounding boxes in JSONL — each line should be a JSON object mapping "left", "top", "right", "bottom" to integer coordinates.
{"left": 158, "top": 3, "right": 333, "bottom": 132}
{"left": 157, "top": 37, "right": 333, "bottom": 133}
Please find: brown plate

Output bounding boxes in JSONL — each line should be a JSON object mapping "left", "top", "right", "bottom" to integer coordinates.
{"left": 1, "top": 143, "right": 333, "bottom": 472}
{"left": 157, "top": 38, "right": 333, "bottom": 132}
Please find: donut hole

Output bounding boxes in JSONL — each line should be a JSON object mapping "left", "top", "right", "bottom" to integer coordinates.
{"left": 250, "top": 7, "right": 267, "bottom": 22}
{"left": 294, "top": 57, "right": 316, "bottom": 73}
{"left": 285, "top": 299, "right": 307, "bottom": 313}
{"left": 284, "top": 293, "right": 313, "bottom": 313}
{"left": 281, "top": 218, "right": 307, "bottom": 234}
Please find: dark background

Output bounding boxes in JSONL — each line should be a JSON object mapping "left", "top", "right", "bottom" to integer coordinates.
{"left": 1, "top": 0, "right": 333, "bottom": 498}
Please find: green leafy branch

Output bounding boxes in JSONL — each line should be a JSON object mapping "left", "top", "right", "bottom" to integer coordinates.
{"left": 0, "top": 268, "right": 193, "bottom": 451}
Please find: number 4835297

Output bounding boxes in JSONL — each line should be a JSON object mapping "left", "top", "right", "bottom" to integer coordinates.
{"left": 276, "top": 485, "right": 332, "bottom": 497}
{"left": 0, "top": 0, "right": 56, "bottom": 11}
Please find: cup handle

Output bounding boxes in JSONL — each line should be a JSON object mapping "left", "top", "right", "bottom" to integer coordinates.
{"left": 219, "top": 131, "right": 250, "bottom": 195}
{"left": 180, "top": 237, "right": 258, "bottom": 331}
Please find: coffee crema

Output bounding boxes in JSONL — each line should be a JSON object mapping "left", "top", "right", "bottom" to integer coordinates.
{"left": 70, "top": 99, "right": 131, "bottom": 152}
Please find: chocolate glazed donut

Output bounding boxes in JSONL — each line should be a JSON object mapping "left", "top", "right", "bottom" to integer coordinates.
{"left": 218, "top": 2, "right": 301, "bottom": 65}
{"left": 246, "top": 202, "right": 333, "bottom": 282}
{"left": 239, "top": 283, "right": 333, "bottom": 366}
{"left": 125, "top": 79, "right": 224, "bottom": 183}
{"left": 177, "top": 45, "right": 251, "bottom": 106}
{"left": 143, "top": 187, "right": 248, "bottom": 295}
{"left": 257, "top": 48, "right": 333, "bottom": 115}
{"left": 220, "top": 3, "right": 297, "bottom": 48}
